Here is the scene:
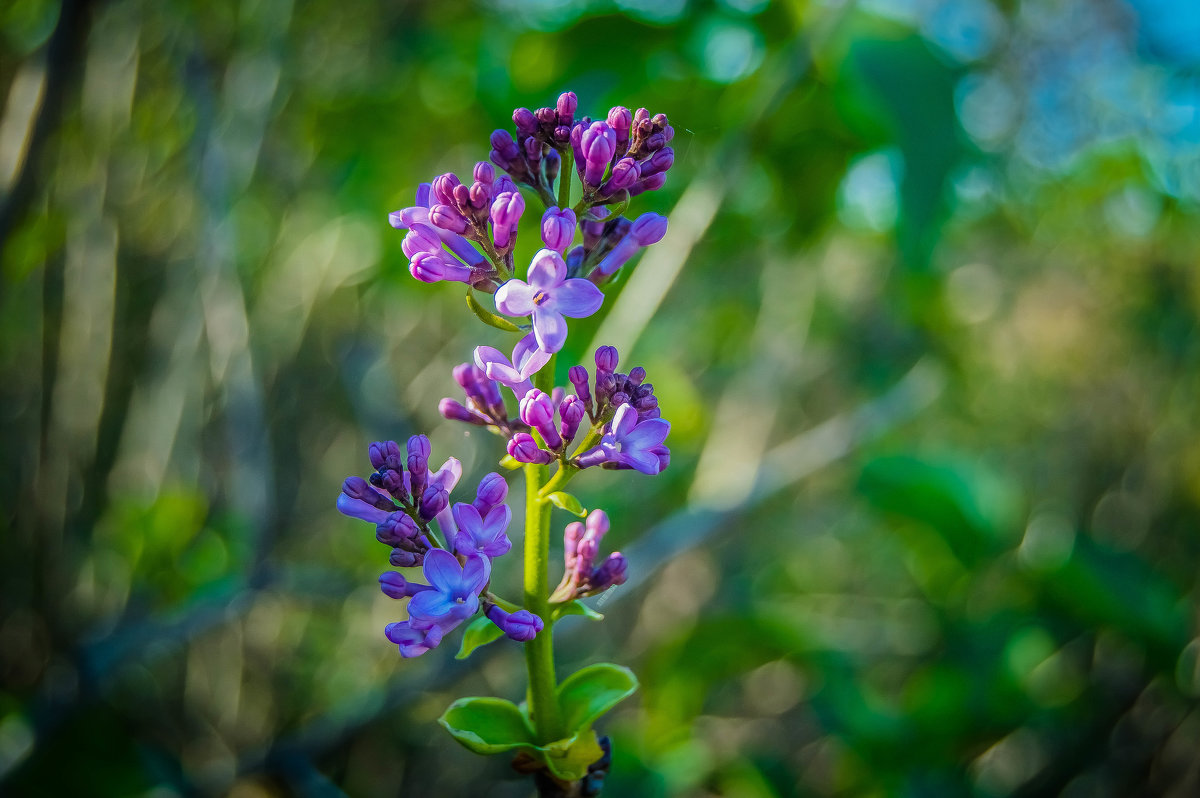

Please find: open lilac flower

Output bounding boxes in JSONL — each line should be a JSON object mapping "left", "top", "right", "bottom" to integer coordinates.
{"left": 576, "top": 403, "right": 670, "bottom": 475}
{"left": 474, "top": 332, "right": 550, "bottom": 398}
{"left": 406, "top": 548, "right": 491, "bottom": 629}
{"left": 495, "top": 249, "right": 603, "bottom": 353}
{"left": 452, "top": 502, "right": 513, "bottom": 557}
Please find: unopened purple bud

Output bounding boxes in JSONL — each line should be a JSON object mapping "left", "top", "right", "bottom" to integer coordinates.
{"left": 440, "top": 397, "right": 485, "bottom": 424}
{"left": 607, "top": 106, "right": 632, "bottom": 138}
{"left": 419, "top": 485, "right": 448, "bottom": 521}
{"left": 507, "top": 433, "right": 555, "bottom": 465}
{"left": 595, "top": 371, "right": 617, "bottom": 405}
{"left": 641, "top": 147, "right": 674, "bottom": 178}
{"left": 584, "top": 508, "right": 610, "bottom": 541}
{"left": 486, "top": 604, "right": 543, "bottom": 642}
{"left": 629, "top": 172, "right": 667, "bottom": 197}
{"left": 524, "top": 136, "right": 542, "bottom": 163}
{"left": 628, "top": 367, "right": 646, "bottom": 385}
{"left": 430, "top": 204, "right": 470, "bottom": 234}
{"left": 377, "top": 511, "right": 419, "bottom": 546}
{"left": 379, "top": 468, "right": 407, "bottom": 500}
{"left": 490, "top": 129, "right": 522, "bottom": 169}
{"left": 541, "top": 207, "right": 576, "bottom": 253}
{"left": 581, "top": 121, "right": 617, "bottom": 187}
{"left": 553, "top": 125, "right": 572, "bottom": 144}
{"left": 474, "top": 161, "right": 495, "bottom": 185}
{"left": 551, "top": 386, "right": 565, "bottom": 408}
{"left": 494, "top": 175, "right": 518, "bottom": 197}
{"left": 544, "top": 148, "right": 561, "bottom": 184}
{"left": 574, "top": 535, "right": 599, "bottom": 583}
{"left": 591, "top": 552, "right": 628, "bottom": 591}
{"left": 343, "top": 477, "right": 394, "bottom": 510}
{"left": 631, "top": 213, "right": 669, "bottom": 246}
{"left": 563, "top": 520, "right": 584, "bottom": 570}
{"left": 601, "top": 157, "right": 640, "bottom": 195}
{"left": 473, "top": 472, "right": 508, "bottom": 515}
{"left": 611, "top": 391, "right": 630, "bottom": 407}
{"left": 379, "top": 571, "right": 409, "bottom": 598}
{"left": 468, "top": 182, "right": 491, "bottom": 211}
{"left": 513, "top": 107, "right": 538, "bottom": 137}
{"left": 559, "top": 395, "right": 584, "bottom": 444}
{"left": 556, "top": 91, "right": 578, "bottom": 126}
{"left": 432, "top": 173, "right": 461, "bottom": 206}
{"left": 535, "top": 106, "right": 557, "bottom": 130}
{"left": 634, "top": 394, "right": 658, "bottom": 413}
{"left": 407, "top": 434, "right": 431, "bottom": 465}
{"left": 569, "top": 365, "right": 591, "bottom": 399}
{"left": 490, "top": 192, "right": 525, "bottom": 249}
{"left": 409, "top": 251, "right": 472, "bottom": 284}
{"left": 389, "top": 548, "right": 423, "bottom": 568}
{"left": 401, "top": 224, "right": 441, "bottom": 258}
{"left": 520, "top": 389, "right": 563, "bottom": 450}
{"left": 369, "top": 440, "right": 402, "bottom": 470}
{"left": 595, "top": 346, "right": 619, "bottom": 374}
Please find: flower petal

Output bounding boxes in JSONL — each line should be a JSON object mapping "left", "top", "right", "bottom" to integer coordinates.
{"left": 611, "top": 403, "right": 638, "bottom": 438}
{"left": 551, "top": 279, "right": 604, "bottom": 318}
{"left": 482, "top": 504, "right": 512, "bottom": 537}
{"left": 480, "top": 537, "right": 512, "bottom": 558}
{"left": 620, "top": 418, "right": 670, "bottom": 451}
{"left": 624, "top": 448, "right": 662, "bottom": 475}
{"left": 532, "top": 307, "right": 568, "bottom": 353}
{"left": 512, "top": 333, "right": 551, "bottom": 379}
{"left": 527, "top": 248, "right": 567, "bottom": 289}
{"left": 408, "top": 589, "right": 456, "bottom": 620}
{"left": 430, "top": 457, "right": 462, "bottom": 492}
{"left": 421, "top": 548, "right": 462, "bottom": 593}
{"left": 452, "top": 503, "right": 483, "bottom": 537}
{"left": 336, "top": 494, "right": 390, "bottom": 525}
{"left": 495, "top": 279, "right": 537, "bottom": 317}
{"left": 461, "top": 553, "right": 492, "bottom": 594}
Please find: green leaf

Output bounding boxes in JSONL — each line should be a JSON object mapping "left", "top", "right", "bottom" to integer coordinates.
{"left": 466, "top": 291, "right": 522, "bottom": 332}
{"left": 499, "top": 454, "right": 523, "bottom": 470}
{"left": 438, "top": 697, "right": 536, "bottom": 755}
{"left": 557, "top": 663, "right": 639, "bottom": 735}
{"left": 541, "top": 728, "right": 605, "bottom": 782}
{"left": 456, "top": 615, "right": 505, "bottom": 659}
{"left": 551, "top": 600, "right": 604, "bottom": 622}
{"left": 546, "top": 491, "right": 586, "bottom": 517}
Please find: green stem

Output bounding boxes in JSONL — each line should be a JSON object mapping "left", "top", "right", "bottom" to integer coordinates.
{"left": 523, "top": 354, "right": 565, "bottom": 743}
{"left": 539, "top": 423, "right": 604, "bottom": 498}
{"left": 558, "top": 151, "right": 573, "bottom": 209}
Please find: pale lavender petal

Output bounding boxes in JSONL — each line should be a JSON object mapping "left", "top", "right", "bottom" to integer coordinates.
{"left": 452, "top": 503, "right": 483, "bottom": 536}
{"left": 625, "top": 449, "right": 663, "bottom": 475}
{"left": 527, "top": 248, "right": 567, "bottom": 289}
{"left": 611, "top": 403, "right": 638, "bottom": 438}
{"left": 407, "top": 589, "right": 456, "bottom": 620}
{"left": 495, "top": 279, "right": 538, "bottom": 316}
{"left": 551, "top": 279, "right": 604, "bottom": 318}
{"left": 336, "top": 494, "right": 391, "bottom": 524}
{"left": 532, "top": 307, "right": 568, "bottom": 353}
{"left": 479, "top": 537, "right": 512, "bottom": 558}
{"left": 482, "top": 504, "right": 511, "bottom": 537}
{"left": 422, "top": 548, "right": 461, "bottom": 593}
{"left": 513, "top": 333, "right": 552, "bottom": 379}
{"left": 430, "top": 457, "right": 462, "bottom": 492}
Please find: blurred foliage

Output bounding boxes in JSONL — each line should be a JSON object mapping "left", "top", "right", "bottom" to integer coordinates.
{"left": 3, "top": 0, "right": 1200, "bottom": 795}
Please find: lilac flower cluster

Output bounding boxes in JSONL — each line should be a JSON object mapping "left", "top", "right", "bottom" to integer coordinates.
{"left": 338, "top": 436, "right": 542, "bottom": 657}
{"left": 549, "top": 510, "right": 627, "bottom": 603}
{"left": 490, "top": 92, "right": 675, "bottom": 207}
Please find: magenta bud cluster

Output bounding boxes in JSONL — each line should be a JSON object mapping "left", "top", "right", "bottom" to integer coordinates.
{"left": 550, "top": 509, "right": 629, "bottom": 602}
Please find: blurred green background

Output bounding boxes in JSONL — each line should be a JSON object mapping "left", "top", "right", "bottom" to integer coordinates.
{"left": 4, "top": 0, "right": 1200, "bottom": 795}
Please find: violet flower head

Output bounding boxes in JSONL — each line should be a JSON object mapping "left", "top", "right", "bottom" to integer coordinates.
{"left": 452, "top": 502, "right": 513, "bottom": 557}
{"left": 495, "top": 249, "right": 603, "bottom": 353}
{"left": 474, "top": 332, "right": 550, "bottom": 399}
{"left": 406, "top": 548, "right": 491, "bottom": 629}
{"left": 576, "top": 403, "right": 670, "bottom": 475}
{"left": 486, "top": 604, "right": 544, "bottom": 642}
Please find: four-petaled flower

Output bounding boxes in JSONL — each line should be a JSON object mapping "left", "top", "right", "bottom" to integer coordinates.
{"left": 495, "top": 249, "right": 603, "bottom": 353}
{"left": 452, "top": 502, "right": 513, "bottom": 557}
{"left": 407, "top": 548, "right": 491, "bottom": 629}
{"left": 578, "top": 403, "right": 670, "bottom": 475}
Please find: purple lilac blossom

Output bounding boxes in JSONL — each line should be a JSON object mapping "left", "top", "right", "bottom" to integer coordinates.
{"left": 575, "top": 403, "right": 670, "bottom": 475}
{"left": 508, "top": 432, "right": 555, "bottom": 465}
{"left": 452, "top": 502, "right": 513, "bottom": 557}
{"left": 519, "top": 389, "right": 562, "bottom": 450}
{"left": 474, "top": 332, "right": 550, "bottom": 398}
{"left": 541, "top": 207, "right": 576, "bottom": 253}
{"left": 472, "top": 472, "right": 508, "bottom": 515}
{"left": 406, "top": 548, "right": 490, "bottom": 630}
{"left": 494, "top": 249, "right": 603, "bottom": 353}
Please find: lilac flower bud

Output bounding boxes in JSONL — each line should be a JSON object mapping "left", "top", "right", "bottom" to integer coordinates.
{"left": 490, "top": 129, "right": 523, "bottom": 172}
{"left": 430, "top": 204, "right": 470, "bottom": 234}
{"left": 376, "top": 511, "right": 419, "bottom": 546}
{"left": 494, "top": 174, "right": 518, "bottom": 196}
{"left": 513, "top": 107, "right": 538, "bottom": 137}
{"left": 472, "top": 472, "right": 508, "bottom": 516}
{"left": 595, "top": 345, "right": 619, "bottom": 374}
{"left": 559, "top": 395, "right": 584, "bottom": 444}
{"left": 507, "top": 433, "right": 555, "bottom": 465}
{"left": 641, "top": 147, "right": 674, "bottom": 178}
{"left": 580, "top": 121, "right": 617, "bottom": 187}
{"left": 569, "top": 365, "right": 591, "bottom": 404}
{"left": 563, "top": 520, "right": 584, "bottom": 571}
{"left": 629, "top": 172, "right": 667, "bottom": 197}
{"left": 378, "top": 468, "right": 407, "bottom": 501}
{"left": 524, "top": 135, "right": 542, "bottom": 164}
{"left": 574, "top": 535, "right": 599, "bottom": 584}
{"left": 551, "top": 386, "right": 565, "bottom": 409}
{"left": 594, "top": 371, "right": 617, "bottom": 406}
{"left": 440, "top": 398, "right": 486, "bottom": 425}
{"left": 544, "top": 148, "right": 561, "bottom": 185}
{"left": 634, "top": 394, "right": 658, "bottom": 414}
{"left": 611, "top": 391, "right": 630, "bottom": 407}
{"left": 556, "top": 91, "right": 578, "bottom": 127}
{"left": 389, "top": 548, "right": 423, "bottom": 568}
{"left": 401, "top": 224, "right": 441, "bottom": 258}
{"left": 369, "top": 440, "right": 402, "bottom": 470}
{"left": 474, "top": 161, "right": 495, "bottom": 185}
{"left": 631, "top": 213, "right": 669, "bottom": 246}
{"left": 600, "top": 157, "right": 639, "bottom": 195}
{"left": 490, "top": 191, "right": 525, "bottom": 249}
{"left": 541, "top": 207, "right": 576, "bottom": 253}
{"left": 553, "top": 125, "right": 572, "bottom": 145}
{"left": 409, "top": 251, "right": 472, "bottom": 284}
{"left": 590, "top": 552, "right": 628, "bottom": 592}
{"left": 607, "top": 106, "right": 631, "bottom": 148}
{"left": 520, "top": 390, "right": 563, "bottom": 450}
{"left": 485, "top": 604, "right": 544, "bottom": 642}
{"left": 432, "top": 173, "right": 462, "bottom": 206}
{"left": 379, "top": 571, "right": 410, "bottom": 598}
{"left": 407, "top": 435, "right": 430, "bottom": 494}
{"left": 343, "top": 477, "right": 395, "bottom": 511}
{"left": 584, "top": 509, "right": 610, "bottom": 542}
{"left": 419, "top": 485, "right": 448, "bottom": 521}
{"left": 628, "top": 367, "right": 646, "bottom": 385}
{"left": 468, "top": 181, "right": 491, "bottom": 211}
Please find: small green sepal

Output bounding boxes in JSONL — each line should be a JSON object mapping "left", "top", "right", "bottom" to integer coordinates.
{"left": 466, "top": 291, "right": 523, "bottom": 332}
{"left": 456, "top": 615, "right": 504, "bottom": 659}
{"left": 546, "top": 491, "right": 586, "bottom": 517}
{"left": 499, "top": 454, "right": 523, "bottom": 470}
